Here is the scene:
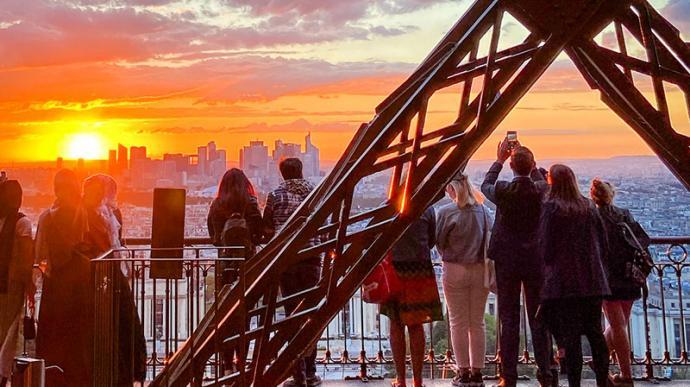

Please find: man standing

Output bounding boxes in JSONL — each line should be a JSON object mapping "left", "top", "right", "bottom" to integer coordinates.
{"left": 481, "top": 141, "right": 555, "bottom": 387}
{"left": 263, "top": 158, "right": 322, "bottom": 387}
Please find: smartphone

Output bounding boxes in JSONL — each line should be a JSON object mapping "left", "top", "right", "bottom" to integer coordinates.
{"left": 506, "top": 131, "right": 518, "bottom": 149}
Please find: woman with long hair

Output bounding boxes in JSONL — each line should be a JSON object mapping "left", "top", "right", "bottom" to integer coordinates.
{"left": 0, "top": 180, "right": 33, "bottom": 387}
{"left": 538, "top": 164, "right": 611, "bottom": 387}
{"left": 436, "top": 173, "right": 492, "bottom": 387}
{"left": 591, "top": 179, "right": 649, "bottom": 387}
{"left": 207, "top": 168, "right": 263, "bottom": 373}
{"left": 36, "top": 169, "right": 91, "bottom": 386}
{"left": 82, "top": 174, "right": 147, "bottom": 386}
{"left": 381, "top": 205, "right": 443, "bottom": 387}
{"left": 208, "top": 168, "right": 264, "bottom": 253}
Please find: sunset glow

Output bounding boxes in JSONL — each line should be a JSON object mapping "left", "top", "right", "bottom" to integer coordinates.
{"left": 0, "top": 0, "right": 687, "bottom": 163}
{"left": 64, "top": 132, "right": 106, "bottom": 160}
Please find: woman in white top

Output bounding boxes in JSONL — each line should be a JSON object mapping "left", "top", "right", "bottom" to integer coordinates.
{"left": 0, "top": 180, "right": 34, "bottom": 387}
{"left": 436, "top": 173, "right": 493, "bottom": 387}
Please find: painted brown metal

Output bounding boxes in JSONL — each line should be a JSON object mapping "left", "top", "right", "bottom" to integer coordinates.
{"left": 151, "top": 1, "right": 690, "bottom": 386}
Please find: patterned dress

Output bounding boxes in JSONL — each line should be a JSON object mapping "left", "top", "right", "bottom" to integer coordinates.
{"left": 380, "top": 207, "right": 443, "bottom": 326}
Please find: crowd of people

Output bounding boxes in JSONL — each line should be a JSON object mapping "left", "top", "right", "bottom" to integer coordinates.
{"left": 383, "top": 140, "right": 650, "bottom": 387}
{"left": 0, "top": 170, "right": 147, "bottom": 387}
{"left": 0, "top": 141, "right": 651, "bottom": 387}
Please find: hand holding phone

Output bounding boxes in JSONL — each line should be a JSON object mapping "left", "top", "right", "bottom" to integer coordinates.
{"left": 506, "top": 131, "right": 519, "bottom": 150}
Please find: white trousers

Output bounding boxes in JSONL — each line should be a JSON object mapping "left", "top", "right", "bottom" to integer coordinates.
{"left": 442, "top": 262, "right": 489, "bottom": 370}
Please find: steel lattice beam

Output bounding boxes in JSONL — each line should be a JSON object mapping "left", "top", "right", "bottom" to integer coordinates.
{"left": 151, "top": 1, "right": 690, "bottom": 386}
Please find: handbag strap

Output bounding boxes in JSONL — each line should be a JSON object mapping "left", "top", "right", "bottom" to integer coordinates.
{"left": 480, "top": 205, "right": 490, "bottom": 261}
{"left": 619, "top": 221, "right": 645, "bottom": 251}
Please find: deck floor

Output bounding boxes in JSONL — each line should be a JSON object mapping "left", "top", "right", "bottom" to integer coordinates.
{"left": 322, "top": 380, "right": 685, "bottom": 386}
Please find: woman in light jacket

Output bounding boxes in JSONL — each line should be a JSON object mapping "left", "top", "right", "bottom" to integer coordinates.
{"left": 436, "top": 173, "right": 492, "bottom": 387}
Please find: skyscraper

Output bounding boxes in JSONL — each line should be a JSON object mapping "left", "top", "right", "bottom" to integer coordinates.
{"left": 130, "top": 146, "right": 147, "bottom": 162}
{"left": 304, "top": 133, "right": 320, "bottom": 177}
{"left": 241, "top": 141, "right": 269, "bottom": 178}
{"left": 108, "top": 149, "right": 117, "bottom": 175}
{"left": 198, "top": 146, "right": 208, "bottom": 176}
{"left": 118, "top": 144, "right": 128, "bottom": 172}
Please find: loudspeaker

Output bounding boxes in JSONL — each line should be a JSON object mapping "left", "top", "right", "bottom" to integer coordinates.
{"left": 150, "top": 188, "right": 186, "bottom": 279}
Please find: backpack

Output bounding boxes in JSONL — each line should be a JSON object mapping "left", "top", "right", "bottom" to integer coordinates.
{"left": 618, "top": 221, "right": 654, "bottom": 288}
{"left": 215, "top": 212, "right": 252, "bottom": 288}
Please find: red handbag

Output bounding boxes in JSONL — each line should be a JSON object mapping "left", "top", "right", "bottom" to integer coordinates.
{"left": 361, "top": 253, "right": 401, "bottom": 304}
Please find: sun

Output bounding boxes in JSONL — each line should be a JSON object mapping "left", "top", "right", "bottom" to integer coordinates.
{"left": 65, "top": 133, "right": 105, "bottom": 160}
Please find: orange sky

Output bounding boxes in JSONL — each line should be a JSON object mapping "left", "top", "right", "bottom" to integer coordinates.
{"left": 0, "top": 0, "right": 687, "bottom": 164}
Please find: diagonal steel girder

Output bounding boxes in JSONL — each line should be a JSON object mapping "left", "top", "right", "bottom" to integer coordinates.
{"left": 150, "top": 1, "right": 690, "bottom": 386}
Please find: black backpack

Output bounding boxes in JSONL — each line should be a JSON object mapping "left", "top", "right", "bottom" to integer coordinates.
{"left": 219, "top": 213, "right": 251, "bottom": 255}
{"left": 215, "top": 212, "right": 252, "bottom": 288}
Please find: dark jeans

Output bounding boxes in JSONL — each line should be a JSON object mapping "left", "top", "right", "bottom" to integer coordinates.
{"left": 496, "top": 261, "right": 553, "bottom": 386}
{"left": 545, "top": 297, "right": 609, "bottom": 387}
{"left": 280, "top": 258, "right": 322, "bottom": 382}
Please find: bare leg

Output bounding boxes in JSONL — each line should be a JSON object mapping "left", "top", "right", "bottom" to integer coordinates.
{"left": 390, "top": 320, "right": 408, "bottom": 385}
{"left": 603, "top": 300, "right": 633, "bottom": 380}
{"left": 408, "top": 324, "right": 426, "bottom": 387}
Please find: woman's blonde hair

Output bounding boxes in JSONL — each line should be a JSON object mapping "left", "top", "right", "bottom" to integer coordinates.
{"left": 447, "top": 173, "right": 483, "bottom": 208}
{"left": 590, "top": 178, "right": 615, "bottom": 206}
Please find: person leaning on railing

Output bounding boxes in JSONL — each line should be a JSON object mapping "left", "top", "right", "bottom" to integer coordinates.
{"left": 0, "top": 180, "right": 34, "bottom": 387}
{"left": 591, "top": 179, "right": 650, "bottom": 387}
{"left": 538, "top": 165, "right": 611, "bottom": 387}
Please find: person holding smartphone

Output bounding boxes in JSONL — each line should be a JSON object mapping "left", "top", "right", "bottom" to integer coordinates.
{"left": 481, "top": 133, "right": 557, "bottom": 387}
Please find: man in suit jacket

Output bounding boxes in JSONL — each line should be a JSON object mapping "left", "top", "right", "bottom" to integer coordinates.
{"left": 481, "top": 141, "right": 555, "bottom": 387}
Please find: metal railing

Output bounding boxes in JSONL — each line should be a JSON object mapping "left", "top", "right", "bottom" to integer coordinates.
{"left": 91, "top": 236, "right": 690, "bottom": 383}
{"left": 92, "top": 243, "right": 247, "bottom": 385}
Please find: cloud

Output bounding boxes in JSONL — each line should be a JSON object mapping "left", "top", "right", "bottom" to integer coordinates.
{"left": 0, "top": 0, "right": 444, "bottom": 69}
{"left": 143, "top": 118, "right": 356, "bottom": 135}
{"left": 661, "top": 0, "right": 690, "bottom": 32}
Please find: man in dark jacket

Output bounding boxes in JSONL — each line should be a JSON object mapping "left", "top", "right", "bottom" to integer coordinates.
{"left": 481, "top": 141, "right": 555, "bottom": 387}
{"left": 263, "top": 158, "right": 322, "bottom": 387}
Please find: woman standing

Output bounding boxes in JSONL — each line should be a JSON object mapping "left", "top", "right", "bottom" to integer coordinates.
{"left": 0, "top": 181, "right": 34, "bottom": 387}
{"left": 591, "top": 179, "right": 649, "bottom": 387}
{"left": 381, "top": 206, "right": 443, "bottom": 387}
{"left": 538, "top": 164, "right": 611, "bottom": 387}
{"left": 35, "top": 169, "right": 91, "bottom": 386}
{"left": 82, "top": 174, "right": 147, "bottom": 386}
{"left": 436, "top": 174, "right": 492, "bottom": 387}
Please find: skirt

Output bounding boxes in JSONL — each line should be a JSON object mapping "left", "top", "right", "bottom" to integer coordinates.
{"left": 380, "top": 260, "right": 443, "bottom": 326}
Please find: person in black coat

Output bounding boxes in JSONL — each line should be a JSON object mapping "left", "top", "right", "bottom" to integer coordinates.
{"left": 591, "top": 179, "right": 649, "bottom": 387}
{"left": 539, "top": 165, "right": 610, "bottom": 387}
{"left": 481, "top": 141, "right": 555, "bottom": 387}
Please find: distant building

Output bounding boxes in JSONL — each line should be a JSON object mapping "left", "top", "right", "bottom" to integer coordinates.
{"left": 108, "top": 150, "right": 118, "bottom": 175}
{"left": 198, "top": 146, "right": 208, "bottom": 176}
{"left": 240, "top": 141, "right": 269, "bottom": 179}
{"left": 131, "top": 146, "right": 147, "bottom": 162}
{"left": 118, "top": 144, "right": 128, "bottom": 171}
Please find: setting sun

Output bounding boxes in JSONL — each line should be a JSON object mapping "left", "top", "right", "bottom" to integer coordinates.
{"left": 65, "top": 133, "right": 105, "bottom": 160}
